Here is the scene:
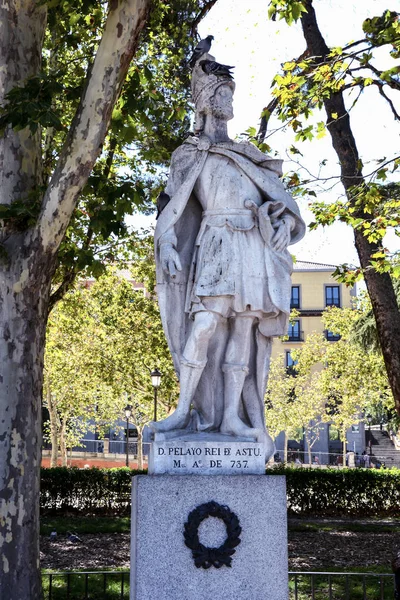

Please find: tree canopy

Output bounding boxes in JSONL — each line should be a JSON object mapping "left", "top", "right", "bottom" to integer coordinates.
{"left": 257, "top": 0, "right": 400, "bottom": 415}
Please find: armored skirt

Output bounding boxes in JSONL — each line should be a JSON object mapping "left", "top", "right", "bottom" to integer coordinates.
{"left": 186, "top": 208, "right": 279, "bottom": 320}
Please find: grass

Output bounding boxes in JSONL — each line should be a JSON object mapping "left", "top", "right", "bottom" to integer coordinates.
{"left": 42, "top": 569, "right": 129, "bottom": 600}
{"left": 288, "top": 572, "right": 394, "bottom": 600}
{"left": 41, "top": 569, "right": 394, "bottom": 600}
{"left": 40, "top": 516, "right": 130, "bottom": 536}
{"left": 42, "top": 515, "right": 400, "bottom": 537}
{"left": 288, "top": 519, "right": 400, "bottom": 534}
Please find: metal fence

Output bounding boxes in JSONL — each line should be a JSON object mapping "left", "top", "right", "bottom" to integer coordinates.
{"left": 74, "top": 439, "right": 151, "bottom": 457}
{"left": 273, "top": 449, "right": 396, "bottom": 468}
{"left": 42, "top": 570, "right": 395, "bottom": 599}
{"left": 289, "top": 571, "right": 395, "bottom": 600}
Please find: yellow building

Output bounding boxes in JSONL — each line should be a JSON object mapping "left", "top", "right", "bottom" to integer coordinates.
{"left": 271, "top": 260, "right": 356, "bottom": 367}
{"left": 271, "top": 260, "right": 364, "bottom": 463}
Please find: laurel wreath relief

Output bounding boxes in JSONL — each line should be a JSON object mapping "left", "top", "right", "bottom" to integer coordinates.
{"left": 183, "top": 501, "right": 242, "bottom": 569}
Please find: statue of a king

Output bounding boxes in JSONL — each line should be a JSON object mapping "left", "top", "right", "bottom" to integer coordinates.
{"left": 149, "top": 53, "right": 306, "bottom": 461}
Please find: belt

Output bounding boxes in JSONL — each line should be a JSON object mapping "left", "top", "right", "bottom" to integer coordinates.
{"left": 202, "top": 208, "right": 254, "bottom": 217}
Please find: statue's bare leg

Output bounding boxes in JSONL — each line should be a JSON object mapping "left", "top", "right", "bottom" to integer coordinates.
{"left": 220, "top": 316, "right": 259, "bottom": 439}
{"left": 149, "top": 311, "right": 219, "bottom": 433}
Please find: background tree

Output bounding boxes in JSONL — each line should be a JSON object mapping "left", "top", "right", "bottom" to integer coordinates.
{"left": 261, "top": 1, "right": 400, "bottom": 415}
{"left": 0, "top": 1, "right": 215, "bottom": 596}
{"left": 265, "top": 357, "right": 303, "bottom": 463}
{"left": 44, "top": 247, "right": 178, "bottom": 469}
{"left": 293, "top": 309, "right": 391, "bottom": 464}
{"left": 44, "top": 287, "right": 120, "bottom": 467}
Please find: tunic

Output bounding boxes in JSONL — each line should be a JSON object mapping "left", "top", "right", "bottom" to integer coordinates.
{"left": 187, "top": 153, "right": 277, "bottom": 319}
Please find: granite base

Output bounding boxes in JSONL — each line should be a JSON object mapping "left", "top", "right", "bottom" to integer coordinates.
{"left": 130, "top": 475, "right": 288, "bottom": 600}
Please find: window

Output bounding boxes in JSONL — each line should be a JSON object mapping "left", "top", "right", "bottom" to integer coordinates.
{"left": 351, "top": 425, "right": 360, "bottom": 433}
{"left": 290, "top": 286, "right": 300, "bottom": 309}
{"left": 325, "top": 285, "right": 340, "bottom": 307}
{"left": 325, "top": 330, "right": 341, "bottom": 342}
{"left": 285, "top": 351, "right": 297, "bottom": 368}
{"left": 288, "top": 320, "right": 302, "bottom": 341}
{"left": 285, "top": 351, "right": 298, "bottom": 376}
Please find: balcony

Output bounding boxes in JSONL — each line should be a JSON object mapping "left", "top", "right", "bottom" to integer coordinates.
{"left": 284, "top": 330, "right": 304, "bottom": 342}
{"left": 324, "top": 329, "right": 341, "bottom": 342}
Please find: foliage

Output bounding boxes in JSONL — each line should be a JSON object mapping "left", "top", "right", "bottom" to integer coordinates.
{"left": 40, "top": 465, "right": 400, "bottom": 517}
{"left": 291, "top": 308, "right": 392, "bottom": 448}
{"left": 0, "top": 1, "right": 213, "bottom": 305}
{"left": 40, "top": 466, "right": 144, "bottom": 515}
{"left": 265, "top": 358, "right": 303, "bottom": 442}
{"left": 282, "top": 465, "right": 400, "bottom": 517}
{"left": 44, "top": 287, "right": 120, "bottom": 456}
{"left": 44, "top": 242, "right": 178, "bottom": 458}
{"left": 262, "top": 3, "right": 400, "bottom": 280}
{"left": 352, "top": 282, "right": 400, "bottom": 352}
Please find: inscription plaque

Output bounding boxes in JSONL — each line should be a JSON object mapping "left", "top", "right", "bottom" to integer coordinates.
{"left": 149, "top": 441, "right": 265, "bottom": 475}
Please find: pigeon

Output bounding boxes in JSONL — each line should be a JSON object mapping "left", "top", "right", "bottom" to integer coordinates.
{"left": 199, "top": 59, "right": 235, "bottom": 80}
{"left": 189, "top": 35, "right": 214, "bottom": 69}
{"left": 67, "top": 531, "right": 82, "bottom": 543}
{"left": 49, "top": 531, "right": 57, "bottom": 541}
{"left": 156, "top": 191, "right": 170, "bottom": 219}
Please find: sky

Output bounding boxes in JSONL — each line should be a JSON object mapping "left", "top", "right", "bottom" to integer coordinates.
{"left": 134, "top": 0, "right": 399, "bottom": 268}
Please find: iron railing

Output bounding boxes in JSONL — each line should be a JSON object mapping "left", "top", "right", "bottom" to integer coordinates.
{"left": 289, "top": 571, "right": 394, "bottom": 600}
{"left": 42, "top": 570, "right": 395, "bottom": 599}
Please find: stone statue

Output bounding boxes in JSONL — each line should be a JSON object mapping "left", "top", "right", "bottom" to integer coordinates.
{"left": 149, "top": 54, "right": 305, "bottom": 460}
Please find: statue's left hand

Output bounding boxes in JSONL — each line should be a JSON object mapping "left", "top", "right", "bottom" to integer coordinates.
{"left": 271, "top": 219, "right": 291, "bottom": 252}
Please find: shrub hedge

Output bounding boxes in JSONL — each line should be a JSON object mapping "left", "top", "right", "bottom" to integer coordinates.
{"left": 40, "top": 466, "right": 400, "bottom": 517}
{"left": 40, "top": 467, "right": 146, "bottom": 515}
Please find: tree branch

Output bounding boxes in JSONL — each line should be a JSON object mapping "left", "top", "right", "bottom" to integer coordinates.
{"left": 190, "top": 0, "right": 218, "bottom": 38}
{"left": 374, "top": 82, "right": 400, "bottom": 120}
{"left": 36, "top": 0, "right": 150, "bottom": 254}
{"left": 48, "top": 136, "right": 119, "bottom": 310}
{"left": 257, "top": 98, "right": 279, "bottom": 143}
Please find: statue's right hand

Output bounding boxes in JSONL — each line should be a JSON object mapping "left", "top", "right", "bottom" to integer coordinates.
{"left": 160, "top": 243, "right": 182, "bottom": 278}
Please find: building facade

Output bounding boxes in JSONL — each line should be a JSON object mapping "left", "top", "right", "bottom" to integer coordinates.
{"left": 272, "top": 261, "right": 365, "bottom": 463}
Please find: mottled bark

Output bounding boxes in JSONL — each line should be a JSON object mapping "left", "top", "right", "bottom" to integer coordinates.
{"left": 0, "top": 255, "right": 52, "bottom": 599}
{"left": 0, "top": 1, "right": 46, "bottom": 214}
{"left": 0, "top": 1, "right": 151, "bottom": 597}
{"left": 301, "top": 0, "right": 400, "bottom": 414}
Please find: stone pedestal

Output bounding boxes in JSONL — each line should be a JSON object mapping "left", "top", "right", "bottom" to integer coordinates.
{"left": 130, "top": 475, "right": 288, "bottom": 600}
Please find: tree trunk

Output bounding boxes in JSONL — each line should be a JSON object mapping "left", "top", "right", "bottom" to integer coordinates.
{"left": 137, "top": 427, "right": 143, "bottom": 470}
{"left": 342, "top": 428, "right": 347, "bottom": 468}
{"left": 306, "top": 433, "right": 312, "bottom": 466}
{"left": 284, "top": 430, "right": 289, "bottom": 464}
{"left": 300, "top": 0, "right": 400, "bottom": 414}
{"left": 59, "top": 420, "right": 68, "bottom": 467}
{"left": 47, "top": 388, "right": 59, "bottom": 467}
{"left": 0, "top": 2, "right": 150, "bottom": 596}
{"left": 0, "top": 263, "right": 52, "bottom": 599}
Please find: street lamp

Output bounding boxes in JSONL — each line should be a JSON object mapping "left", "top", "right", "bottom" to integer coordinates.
{"left": 124, "top": 404, "right": 132, "bottom": 467}
{"left": 367, "top": 413, "right": 372, "bottom": 456}
{"left": 151, "top": 368, "right": 162, "bottom": 422}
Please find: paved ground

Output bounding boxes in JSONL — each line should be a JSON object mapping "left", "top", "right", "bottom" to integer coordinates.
{"left": 40, "top": 521, "right": 400, "bottom": 571}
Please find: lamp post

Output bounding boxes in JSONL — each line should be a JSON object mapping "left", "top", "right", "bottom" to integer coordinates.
{"left": 151, "top": 368, "right": 162, "bottom": 422}
{"left": 367, "top": 413, "right": 372, "bottom": 456}
{"left": 125, "top": 404, "right": 132, "bottom": 467}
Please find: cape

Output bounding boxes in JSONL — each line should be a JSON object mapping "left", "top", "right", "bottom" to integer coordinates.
{"left": 155, "top": 136, "right": 306, "bottom": 432}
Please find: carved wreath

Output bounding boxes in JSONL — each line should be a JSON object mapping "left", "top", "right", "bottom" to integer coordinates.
{"left": 183, "top": 501, "right": 242, "bottom": 569}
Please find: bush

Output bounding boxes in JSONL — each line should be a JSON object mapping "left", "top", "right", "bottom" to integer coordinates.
{"left": 40, "top": 466, "right": 400, "bottom": 517}
{"left": 280, "top": 466, "right": 400, "bottom": 517}
{"left": 40, "top": 467, "right": 146, "bottom": 515}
